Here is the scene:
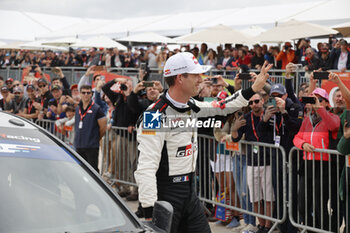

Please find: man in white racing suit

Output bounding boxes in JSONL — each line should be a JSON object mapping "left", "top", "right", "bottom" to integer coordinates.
{"left": 134, "top": 52, "right": 272, "bottom": 233}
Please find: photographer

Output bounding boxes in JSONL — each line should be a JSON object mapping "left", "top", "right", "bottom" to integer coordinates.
{"left": 276, "top": 42, "right": 296, "bottom": 69}
{"left": 127, "top": 80, "right": 163, "bottom": 116}
{"left": 102, "top": 78, "right": 138, "bottom": 200}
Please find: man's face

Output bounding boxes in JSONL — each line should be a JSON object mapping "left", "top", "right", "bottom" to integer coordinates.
{"left": 38, "top": 83, "right": 48, "bottom": 93}
{"left": 49, "top": 105, "right": 57, "bottom": 113}
{"left": 14, "top": 91, "right": 23, "bottom": 102}
{"left": 341, "top": 44, "right": 348, "bottom": 51}
{"left": 232, "top": 50, "right": 238, "bottom": 58}
{"left": 51, "top": 89, "right": 62, "bottom": 100}
{"left": 146, "top": 87, "right": 159, "bottom": 102}
{"left": 210, "top": 84, "right": 224, "bottom": 97}
{"left": 333, "top": 90, "right": 346, "bottom": 108}
{"left": 180, "top": 73, "right": 203, "bottom": 97}
{"left": 6, "top": 81, "right": 13, "bottom": 88}
{"left": 27, "top": 89, "right": 35, "bottom": 99}
{"left": 249, "top": 94, "right": 263, "bottom": 113}
{"left": 94, "top": 75, "right": 101, "bottom": 84}
{"left": 1, "top": 90, "right": 8, "bottom": 97}
{"left": 306, "top": 49, "right": 313, "bottom": 59}
{"left": 80, "top": 88, "right": 92, "bottom": 103}
{"left": 0, "top": 80, "right": 3, "bottom": 88}
{"left": 223, "top": 49, "right": 230, "bottom": 58}
{"left": 12, "top": 81, "right": 20, "bottom": 89}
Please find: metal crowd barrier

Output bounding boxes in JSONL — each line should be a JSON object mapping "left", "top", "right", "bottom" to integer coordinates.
{"left": 288, "top": 146, "right": 347, "bottom": 233}
{"left": 35, "top": 119, "right": 72, "bottom": 145}
{"left": 196, "top": 137, "right": 287, "bottom": 232}
{"left": 101, "top": 126, "right": 138, "bottom": 188}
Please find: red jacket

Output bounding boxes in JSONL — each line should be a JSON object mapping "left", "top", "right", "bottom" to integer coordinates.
{"left": 293, "top": 107, "right": 340, "bottom": 161}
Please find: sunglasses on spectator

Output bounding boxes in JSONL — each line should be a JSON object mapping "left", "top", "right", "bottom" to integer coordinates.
{"left": 271, "top": 94, "right": 283, "bottom": 98}
{"left": 13, "top": 84, "right": 20, "bottom": 87}
{"left": 38, "top": 85, "right": 47, "bottom": 88}
{"left": 81, "top": 91, "right": 92, "bottom": 95}
{"left": 318, "top": 98, "right": 324, "bottom": 103}
{"left": 249, "top": 99, "right": 260, "bottom": 105}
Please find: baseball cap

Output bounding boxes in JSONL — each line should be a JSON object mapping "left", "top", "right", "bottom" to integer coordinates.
{"left": 70, "top": 84, "right": 78, "bottom": 90}
{"left": 48, "top": 98, "right": 58, "bottom": 107}
{"left": 312, "top": 88, "right": 329, "bottom": 101}
{"left": 163, "top": 52, "right": 211, "bottom": 78}
{"left": 270, "top": 84, "right": 286, "bottom": 95}
{"left": 340, "top": 39, "right": 348, "bottom": 46}
{"left": 51, "top": 85, "right": 61, "bottom": 91}
{"left": 1, "top": 86, "right": 9, "bottom": 92}
{"left": 284, "top": 42, "right": 292, "bottom": 47}
{"left": 37, "top": 78, "right": 47, "bottom": 85}
{"left": 5, "top": 78, "right": 13, "bottom": 83}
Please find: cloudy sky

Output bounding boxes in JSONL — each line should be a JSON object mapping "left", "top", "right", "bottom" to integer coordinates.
{"left": 0, "top": 0, "right": 321, "bottom": 19}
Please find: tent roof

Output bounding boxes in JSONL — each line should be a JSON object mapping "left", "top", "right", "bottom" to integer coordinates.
{"left": 117, "top": 32, "right": 174, "bottom": 43}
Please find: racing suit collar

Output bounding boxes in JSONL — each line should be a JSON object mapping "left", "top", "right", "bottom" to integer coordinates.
{"left": 161, "top": 89, "right": 200, "bottom": 113}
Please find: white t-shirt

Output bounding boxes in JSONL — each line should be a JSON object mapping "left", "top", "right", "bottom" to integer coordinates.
{"left": 148, "top": 53, "right": 158, "bottom": 68}
{"left": 337, "top": 51, "right": 348, "bottom": 71}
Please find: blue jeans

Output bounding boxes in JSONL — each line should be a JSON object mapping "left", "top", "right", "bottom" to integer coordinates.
{"left": 232, "top": 154, "right": 256, "bottom": 226}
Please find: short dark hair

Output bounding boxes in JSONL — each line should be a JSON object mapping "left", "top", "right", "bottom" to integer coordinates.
{"left": 93, "top": 74, "right": 101, "bottom": 82}
{"left": 51, "top": 77, "right": 61, "bottom": 83}
{"left": 80, "top": 84, "right": 92, "bottom": 92}
{"left": 65, "top": 105, "right": 75, "bottom": 112}
{"left": 164, "top": 73, "right": 188, "bottom": 87}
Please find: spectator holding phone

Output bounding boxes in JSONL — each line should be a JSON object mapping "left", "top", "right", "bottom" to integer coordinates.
{"left": 276, "top": 42, "right": 296, "bottom": 69}
{"left": 293, "top": 87, "right": 340, "bottom": 232}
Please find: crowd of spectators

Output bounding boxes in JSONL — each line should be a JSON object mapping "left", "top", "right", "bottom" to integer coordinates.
{"left": 1, "top": 37, "right": 350, "bottom": 233}
{"left": 1, "top": 36, "right": 349, "bottom": 73}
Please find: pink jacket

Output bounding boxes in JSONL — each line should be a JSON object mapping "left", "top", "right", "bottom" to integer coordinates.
{"left": 293, "top": 107, "right": 340, "bottom": 161}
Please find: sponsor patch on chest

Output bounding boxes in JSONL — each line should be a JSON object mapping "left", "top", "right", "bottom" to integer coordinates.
{"left": 176, "top": 144, "right": 193, "bottom": 157}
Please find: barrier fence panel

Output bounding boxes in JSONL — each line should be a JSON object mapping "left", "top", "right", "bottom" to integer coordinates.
{"left": 288, "top": 146, "right": 346, "bottom": 233}
{"left": 101, "top": 126, "right": 138, "bottom": 188}
{"left": 35, "top": 119, "right": 69, "bottom": 144}
{"left": 196, "top": 137, "right": 287, "bottom": 232}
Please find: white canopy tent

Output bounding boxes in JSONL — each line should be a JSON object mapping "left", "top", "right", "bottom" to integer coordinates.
{"left": 253, "top": 19, "right": 338, "bottom": 43}
{"left": 42, "top": 37, "right": 84, "bottom": 47}
{"left": 71, "top": 36, "right": 127, "bottom": 50}
{"left": 175, "top": 24, "right": 250, "bottom": 44}
{"left": 0, "top": 41, "right": 25, "bottom": 50}
{"left": 80, "top": 15, "right": 169, "bottom": 38}
{"left": 19, "top": 40, "right": 69, "bottom": 51}
{"left": 240, "top": 26, "right": 266, "bottom": 37}
{"left": 333, "top": 21, "right": 350, "bottom": 37}
{"left": 117, "top": 32, "right": 174, "bottom": 44}
{"left": 0, "top": 41, "right": 6, "bottom": 47}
